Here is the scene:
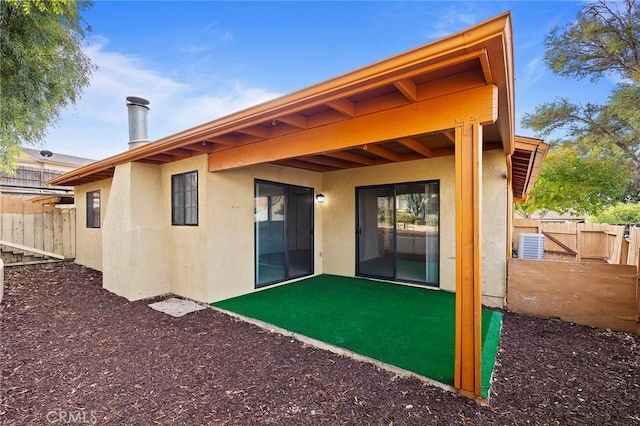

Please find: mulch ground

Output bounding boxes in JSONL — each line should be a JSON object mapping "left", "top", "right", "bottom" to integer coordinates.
{"left": 1, "top": 263, "right": 638, "bottom": 425}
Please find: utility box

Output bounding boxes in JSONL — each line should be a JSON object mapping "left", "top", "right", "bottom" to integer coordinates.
{"left": 518, "top": 233, "right": 545, "bottom": 260}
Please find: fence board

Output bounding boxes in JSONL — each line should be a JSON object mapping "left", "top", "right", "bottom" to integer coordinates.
{"left": 508, "top": 259, "right": 639, "bottom": 334}
{"left": 513, "top": 220, "right": 633, "bottom": 264}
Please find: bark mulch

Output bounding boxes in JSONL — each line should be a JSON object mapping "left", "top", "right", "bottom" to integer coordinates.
{"left": 1, "top": 263, "right": 638, "bottom": 425}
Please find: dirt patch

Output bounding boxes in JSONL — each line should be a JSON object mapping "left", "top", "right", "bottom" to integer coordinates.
{"left": 1, "top": 263, "right": 638, "bottom": 425}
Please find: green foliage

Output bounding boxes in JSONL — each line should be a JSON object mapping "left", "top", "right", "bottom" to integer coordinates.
{"left": 589, "top": 202, "right": 640, "bottom": 224}
{"left": 544, "top": 0, "right": 640, "bottom": 83}
{"left": 0, "top": 0, "right": 95, "bottom": 172}
{"left": 521, "top": 0, "right": 640, "bottom": 199}
{"left": 521, "top": 146, "right": 630, "bottom": 216}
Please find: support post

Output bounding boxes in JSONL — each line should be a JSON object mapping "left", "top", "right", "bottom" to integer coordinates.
{"left": 454, "top": 121, "right": 483, "bottom": 397}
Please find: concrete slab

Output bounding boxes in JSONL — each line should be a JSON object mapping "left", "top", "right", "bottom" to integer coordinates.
{"left": 148, "top": 297, "right": 206, "bottom": 317}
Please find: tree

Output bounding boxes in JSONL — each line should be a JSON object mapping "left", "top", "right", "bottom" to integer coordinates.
{"left": 519, "top": 146, "right": 630, "bottom": 217}
{"left": 0, "top": 0, "right": 95, "bottom": 172}
{"left": 589, "top": 202, "right": 640, "bottom": 224}
{"left": 521, "top": 0, "right": 640, "bottom": 197}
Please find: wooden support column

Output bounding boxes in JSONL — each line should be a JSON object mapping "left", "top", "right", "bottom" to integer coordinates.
{"left": 454, "top": 120, "right": 483, "bottom": 397}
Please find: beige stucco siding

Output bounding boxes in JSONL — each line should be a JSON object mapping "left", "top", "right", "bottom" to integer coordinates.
{"left": 206, "top": 163, "right": 323, "bottom": 302}
{"left": 481, "top": 149, "right": 509, "bottom": 307}
{"left": 161, "top": 156, "right": 209, "bottom": 302}
{"left": 322, "top": 150, "right": 507, "bottom": 306}
{"left": 75, "top": 179, "right": 112, "bottom": 271}
{"left": 322, "top": 156, "right": 457, "bottom": 292}
{"left": 102, "top": 162, "right": 170, "bottom": 300}
{"left": 71, "top": 151, "right": 507, "bottom": 306}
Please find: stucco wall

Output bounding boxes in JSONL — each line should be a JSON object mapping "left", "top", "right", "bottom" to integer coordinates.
{"left": 72, "top": 150, "right": 507, "bottom": 307}
{"left": 205, "top": 163, "right": 323, "bottom": 303}
{"left": 322, "top": 156, "right": 457, "bottom": 291}
{"left": 161, "top": 156, "right": 209, "bottom": 302}
{"left": 481, "top": 149, "right": 509, "bottom": 307}
{"left": 322, "top": 150, "right": 507, "bottom": 307}
{"left": 102, "top": 162, "right": 170, "bottom": 301}
{"left": 75, "top": 179, "right": 112, "bottom": 271}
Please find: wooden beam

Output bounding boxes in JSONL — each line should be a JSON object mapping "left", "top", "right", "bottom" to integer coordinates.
{"left": 301, "top": 155, "right": 354, "bottom": 169}
{"left": 237, "top": 126, "right": 269, "bottom": 139}
{"left": 478, "top": 48, "right": 493, "bottom": 84}
{"left": 324, "top": 151, "right": 380, "bottom": 166}
{"left": 326, "top": 99, "right": 355, "bottom": 117}
{"left": 207, "top": 135, "right": 238, "bottom": 146}
{"left": 209, "top": 85, "right": 497, "bottom": 171}
{"left": 394, "top": 78, "right": 417, "bottom": 101}
{"left": 278, "top": 113, "right": 308, "bottom": 129}
{"left": 398, "top": 137, "right": 433, "bottom": 158}
{"left": 364, "top": 144, "right": 402, "bottom": 161}
{"left": 454, "top": 121, "right": 483, "bottom": 398}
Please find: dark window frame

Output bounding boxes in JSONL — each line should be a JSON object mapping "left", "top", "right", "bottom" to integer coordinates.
{"left": 172, "top": 171, "right": 199, "bottom": 226}
{"left": 86, "top": 190, "right": 101, "bottom": 228}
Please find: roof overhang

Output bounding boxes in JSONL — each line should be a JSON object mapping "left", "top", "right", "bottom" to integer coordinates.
{"left": 511, "top": 136, "right": 549, "bottom": 202}
{"left": 50, "top": 12, "right": 515, "bottom": 187}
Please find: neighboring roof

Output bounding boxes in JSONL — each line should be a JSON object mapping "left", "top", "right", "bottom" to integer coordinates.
{"left": 50, "top": 12, "right": 517, "bottom": 189}
{"left": 22, "top": 147, "right": 94, "bottom": 168}
{"left": 511, "top": 136, "right": 549, "bottom": 202}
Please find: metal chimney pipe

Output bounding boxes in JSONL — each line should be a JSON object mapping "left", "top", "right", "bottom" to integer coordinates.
{"left": 126, "top": 96, "right": 150, "bottom": 150}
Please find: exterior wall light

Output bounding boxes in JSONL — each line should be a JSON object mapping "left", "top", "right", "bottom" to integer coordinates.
{"left": 316, "top": 193, "right": 325, "bottom": 203}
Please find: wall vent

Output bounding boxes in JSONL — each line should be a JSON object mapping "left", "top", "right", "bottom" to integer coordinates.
{"left": 518, "top": 233, "right": 545, "bottom": 260}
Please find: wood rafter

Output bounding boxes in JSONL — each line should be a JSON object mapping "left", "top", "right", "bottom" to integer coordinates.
{"left": 278, "top": 113, "right": 308, "bottom": 129}
{"left": 363, "top": 144, "right": 402, "bottom": 162}
{"left": 326, "top": 99, "right": 355, "bottom": 117}
{"left": 398, "top": 137, "right": 433, "bottom": 158}
{"left": 324, "top": 151, "right": 380, "bottom": 166}
{"left": 237, "top": 126, "right": 269, "bottom": 139}
{"left": 183, "top": 142, "right": 216, "bottom": 153}
{"left": 209, "top": 85, "right": 497, "bottom": 172}
{"left": 394, "top": 78, "right": 417, "bottom": 101}
{"left": 300, "top": 155, "right": 355, "bottom": 169}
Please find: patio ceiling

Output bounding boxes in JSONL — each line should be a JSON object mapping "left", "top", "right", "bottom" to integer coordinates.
{"left": 50, "top": 13, "right": 531, "bottom": 196}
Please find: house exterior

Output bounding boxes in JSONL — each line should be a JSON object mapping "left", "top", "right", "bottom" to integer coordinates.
{"left": 50, "top": 12, "right": 548, "bottom": 397}
{"left": 0, "top": 147, "right": 94, "bottom": 210}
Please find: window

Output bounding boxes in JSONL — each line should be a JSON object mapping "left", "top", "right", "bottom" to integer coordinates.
{"left": 172, "top": 171, "right": 198, "bottom": 226}
{"left": 86, "top": 190, "right": 101, "bottom": 228}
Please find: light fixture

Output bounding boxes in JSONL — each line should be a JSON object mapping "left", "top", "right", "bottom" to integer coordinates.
{"left": 316, "top": 193, "right": 325, "bottom": 203}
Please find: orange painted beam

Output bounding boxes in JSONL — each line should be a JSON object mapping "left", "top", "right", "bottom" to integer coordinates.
{"left": 454, "top": 121, "right": 483, "bottom": 397}
{"left": 209, "top": 85, "right": 497, "bottom": 172}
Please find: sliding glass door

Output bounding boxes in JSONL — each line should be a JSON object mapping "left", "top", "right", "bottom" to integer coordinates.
{"left": 356, "top": 181, "right": 439, "bottom": 286}
{"left": 255, "top": 180, "right": 313, "bottom": 288}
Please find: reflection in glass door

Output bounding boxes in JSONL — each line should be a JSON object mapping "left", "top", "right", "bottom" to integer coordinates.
{"left": 357, "top": 186, "right": 395, "bottom": 279}
{"left": 356, "top": 181, "right": 439, "bottom": 286}
{"left": 255, "top": 181, "right": 313, "bottom": 288}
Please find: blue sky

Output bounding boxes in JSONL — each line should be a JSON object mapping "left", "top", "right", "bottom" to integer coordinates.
{"left": 44, "top": 1, "right": 617, "bottom": 160}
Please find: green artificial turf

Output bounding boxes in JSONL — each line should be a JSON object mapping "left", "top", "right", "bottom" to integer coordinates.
{"left": 212, "top": 274, "right": 501, "bottom": 398}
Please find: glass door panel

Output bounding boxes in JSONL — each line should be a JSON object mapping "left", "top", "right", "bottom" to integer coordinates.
{"left": 255, "top": 181, "right": 314, "bottom": 288}
{"left": 356, "top": 181, "right": 439, "bottom": 286}
{"left": 357, "top": 186, "right": 395, "bottom": 279}
{"left": 396, "top": 183, "right": 439, "bottom": 283}
{"left": 255, "top": 182, "right": 286, "bottom": 287}
{"left": 287, "top": 186, "right": 313, "bottom": 279}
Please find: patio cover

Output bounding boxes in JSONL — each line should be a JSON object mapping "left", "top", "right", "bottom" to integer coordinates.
{"left": 50, "top": 12, "right": 545, "bottom": 398}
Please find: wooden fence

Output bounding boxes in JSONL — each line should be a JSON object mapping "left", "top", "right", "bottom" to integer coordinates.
{"left": 513, "top": 220, "right": 640, "bottom": 265}
{"left": 508, "top": 259, "right": 639, "bottom": 334}
{"left": 510, "top": 220, "right": 639, "bottom": 334}
{"left": 0, "top": 194, "right": 75, "bottom": 264}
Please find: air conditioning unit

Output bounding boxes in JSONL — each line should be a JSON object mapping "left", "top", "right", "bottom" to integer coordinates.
{"left": 518, "top": 233, "right": 545, "bottom": 260}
